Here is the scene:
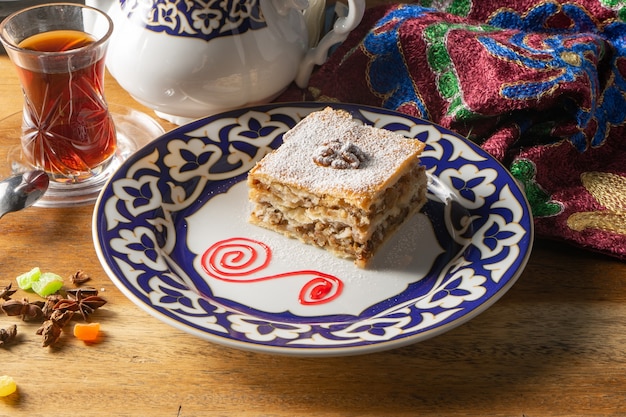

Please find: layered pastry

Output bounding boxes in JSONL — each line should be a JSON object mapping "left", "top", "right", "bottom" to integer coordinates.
{"left": 247, "top": 107, "right": 428, "bottom": 267}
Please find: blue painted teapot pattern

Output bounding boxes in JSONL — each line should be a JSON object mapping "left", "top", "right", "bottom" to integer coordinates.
{"left": 118, "top": 0, "right": 267, "bottom": 40}
{"left": 88, "top": 0, "right": 365, "bottom": 124}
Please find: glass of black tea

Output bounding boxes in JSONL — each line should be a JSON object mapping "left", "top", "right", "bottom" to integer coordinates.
{"left": 0, "top": 3, "right": 116, "bottom": 187}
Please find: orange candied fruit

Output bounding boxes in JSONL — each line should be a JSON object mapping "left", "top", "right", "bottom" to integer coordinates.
{"left": 73, "top": 322, "right": 100, "bottom": 342}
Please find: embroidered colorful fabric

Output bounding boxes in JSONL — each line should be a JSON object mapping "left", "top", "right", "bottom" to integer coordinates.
{"left": 278, "top": 0, "right": 626, "bottom": 260}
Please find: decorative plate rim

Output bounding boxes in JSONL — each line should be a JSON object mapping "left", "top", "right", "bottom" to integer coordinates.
{"left": 92, "top": 102, "right": 534, "bottom": 357}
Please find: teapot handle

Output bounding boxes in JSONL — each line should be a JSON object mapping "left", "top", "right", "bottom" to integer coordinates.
{"left": 295, "top": 0, "right": 365, "bottom": 88}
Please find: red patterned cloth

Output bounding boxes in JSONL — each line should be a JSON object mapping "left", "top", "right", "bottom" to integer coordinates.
{"left": 278, "top": 0, "right": 626, "bottom": 260}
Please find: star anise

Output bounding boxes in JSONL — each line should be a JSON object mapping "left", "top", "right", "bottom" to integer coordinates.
{"left": 65, "top": 287, "right": 99, "bottom": 299}
{"left": 42, "top": 294, "right": 64, "bottom": 319}
{"left": 69, "top": 270, "right": 91, "bottom": 286}
{"left": 36, "top": 310, "right": 74, "bottom": 347}
{"left": 53, "top": 289, "right": 107, "bottom": 321}
{"left": 0, "top": 324, "right": 17, "bottom": 347}
{"left": 0, "top": 283, "right": 17, "bottom": 301}
{"left": 1, "top": 298, "right": 44, "bottom": 321}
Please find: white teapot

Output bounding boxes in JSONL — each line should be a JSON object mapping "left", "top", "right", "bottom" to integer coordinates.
{"left": 87, "top": 0, "right": 365, "bottom": 124}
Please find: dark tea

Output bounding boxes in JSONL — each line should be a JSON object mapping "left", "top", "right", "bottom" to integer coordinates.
{"left": 15, "top": 29, "right": 117, "bottom": 178}
{"left": 18, "top": 29, "right": 95, "bottom": 51}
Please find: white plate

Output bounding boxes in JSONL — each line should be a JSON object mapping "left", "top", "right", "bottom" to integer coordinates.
{"left": 93, "top": 103, "right": 533, "bottom": 357}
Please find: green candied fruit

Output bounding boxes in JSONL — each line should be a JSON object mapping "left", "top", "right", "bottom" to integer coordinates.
{"left": 16, "top": 267, "right": 42, "bottom": 290}
{"left": 31, "top": 272, "right": 64, "bottom": 297}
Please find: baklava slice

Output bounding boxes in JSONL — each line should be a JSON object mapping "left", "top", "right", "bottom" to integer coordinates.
{"left": 247, "top": 107, "right": 428, "bottom": 267}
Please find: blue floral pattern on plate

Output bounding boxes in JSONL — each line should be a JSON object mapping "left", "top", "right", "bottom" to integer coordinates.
{"left": 93, "top": 103, "right": 533, "bottom": 356}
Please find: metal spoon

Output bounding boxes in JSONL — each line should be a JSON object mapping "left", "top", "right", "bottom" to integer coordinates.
{"left": 0, "top": 170, "right": 49, "bottom": 218}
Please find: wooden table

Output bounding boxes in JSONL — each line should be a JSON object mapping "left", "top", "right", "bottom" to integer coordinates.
{"left": 1, "top": 51, "right": 626, "bottom": 417}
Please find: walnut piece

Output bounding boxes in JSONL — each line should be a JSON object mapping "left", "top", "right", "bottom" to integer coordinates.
{"left": 313, "top": 140, "right": 367, "bottom": 169}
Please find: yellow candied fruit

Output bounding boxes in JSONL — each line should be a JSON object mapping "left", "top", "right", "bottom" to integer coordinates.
{"left": 0, "top": 375, "right": 17, "bottom": 397}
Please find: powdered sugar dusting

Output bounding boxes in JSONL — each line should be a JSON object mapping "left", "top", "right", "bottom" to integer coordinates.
{"left": 250, "top": 108, "right": 425, "bottom": 196}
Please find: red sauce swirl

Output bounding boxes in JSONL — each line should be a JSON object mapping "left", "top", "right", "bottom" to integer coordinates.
{"left": 201, "top": 238, "right": 343, "bottom": 305}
